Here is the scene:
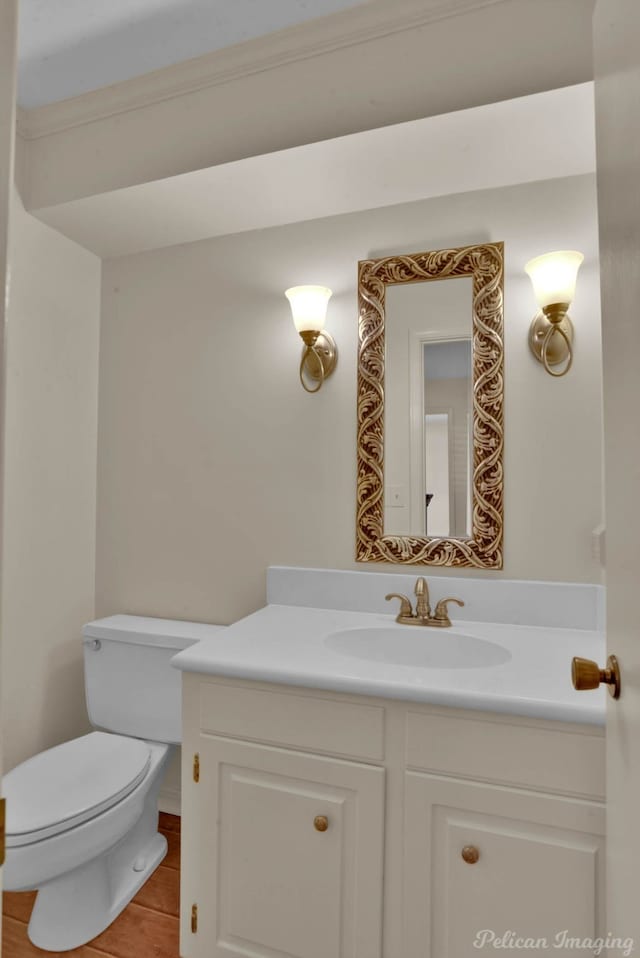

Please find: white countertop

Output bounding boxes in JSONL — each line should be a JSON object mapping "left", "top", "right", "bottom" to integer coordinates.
{"left": 172, "top": 603, "right": 607, "bottom": 726}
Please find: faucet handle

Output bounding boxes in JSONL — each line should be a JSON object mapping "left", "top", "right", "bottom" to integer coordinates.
{"left": 433, "top": 597, "right": 465, "bottom": 627}
{"left": 385, "top": 593, "right": 414, "bottom": 618}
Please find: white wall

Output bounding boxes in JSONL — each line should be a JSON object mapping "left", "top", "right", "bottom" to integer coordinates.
{"left": 96, "top": 173, "right": 603, "bottom": 634}
{"left": 1, "top": 193, "right": 101, "bottom": 771}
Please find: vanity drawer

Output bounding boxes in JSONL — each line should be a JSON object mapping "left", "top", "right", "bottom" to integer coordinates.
{"left": 197, "top": 679, "right": 386, "bottom": 762}
{"left": 405, "top": 709, "right": 605, "bottom": 799}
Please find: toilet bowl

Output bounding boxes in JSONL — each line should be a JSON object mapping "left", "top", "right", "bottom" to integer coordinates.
{"left": 3, "top": 614, "right": 225, "bottom": 952}
{"left": 4, "top": 733, "right": 170, "bottom": 950}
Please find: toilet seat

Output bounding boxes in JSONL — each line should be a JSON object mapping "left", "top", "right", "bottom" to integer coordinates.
{"left": 4, "top": 731, "right": 151, "bottom": 847}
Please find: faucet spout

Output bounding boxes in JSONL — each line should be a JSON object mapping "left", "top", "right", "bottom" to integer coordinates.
{"left": 414, "top": 577, "right": 431, "bottom": 621}
{"left": 387, "top": 577, "right": 464, "bottom": 628}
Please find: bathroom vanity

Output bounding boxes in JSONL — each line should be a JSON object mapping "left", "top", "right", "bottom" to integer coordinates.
{"left": 173, "top": 568, "right": 606, "bottom": 958}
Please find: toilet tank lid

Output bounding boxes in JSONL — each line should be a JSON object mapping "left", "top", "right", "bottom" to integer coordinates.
{"left": 83, "top": 614, "right": 227, "bottom": 650}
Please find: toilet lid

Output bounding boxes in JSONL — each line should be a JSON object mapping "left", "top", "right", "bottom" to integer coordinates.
{"left": 4, "top": 731, "right": 151, "bottom": 847}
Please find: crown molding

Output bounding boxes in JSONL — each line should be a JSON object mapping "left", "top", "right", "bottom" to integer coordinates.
{"left": 16, "top": 0, "right": 506, "bottom": 141}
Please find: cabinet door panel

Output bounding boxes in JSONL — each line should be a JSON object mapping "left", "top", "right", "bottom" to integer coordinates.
{"left": 405, "top": 774, "right": 605, "bottom": 958}
{"left": 189, "top": 737, "right": 384, "bottom": 958}
{"left": 220, "top": 766, "right": 347, "bottom": 957}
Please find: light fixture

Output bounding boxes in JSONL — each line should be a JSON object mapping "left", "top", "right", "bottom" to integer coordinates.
{"left": 285, "top": 285, "right": 338, "bottom": 393}
{"left": 525, "top": 250, "right": 583, "bottom": 377}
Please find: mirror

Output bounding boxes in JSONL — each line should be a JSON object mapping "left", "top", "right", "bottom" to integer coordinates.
{"left": 356, "top": 242, "right": 504, "bottom": 568}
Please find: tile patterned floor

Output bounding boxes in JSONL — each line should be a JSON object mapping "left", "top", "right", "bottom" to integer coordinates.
{"left": 2, "top": 813, "right": 181, "bottom": 958}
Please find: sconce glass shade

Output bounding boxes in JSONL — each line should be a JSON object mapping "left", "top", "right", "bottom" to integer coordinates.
{"left": 524, "top": 250, "right": 584, "bottom": 309}
{"left": 285, "top": 285, "right": 332, "bottom": 333}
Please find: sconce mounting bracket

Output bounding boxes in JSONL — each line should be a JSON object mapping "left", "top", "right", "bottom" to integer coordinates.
{"left": 300, "top": 331, "right": 338, "bottom": 383}
{"left": 529, "top": 310, "right": 574, "bottom": 369}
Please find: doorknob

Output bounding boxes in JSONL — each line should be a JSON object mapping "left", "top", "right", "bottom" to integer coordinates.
{"left": 571, "top": 654, "right": 621, "bottom": 699}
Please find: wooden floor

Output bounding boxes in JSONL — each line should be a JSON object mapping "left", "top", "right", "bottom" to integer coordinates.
{"left": 2, "top": 813, "right": 181, "bottom": 958}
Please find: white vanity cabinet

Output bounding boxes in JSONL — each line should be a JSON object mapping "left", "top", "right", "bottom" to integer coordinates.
{"left": 179, "top": 673, "right": 605, "bottom": 958}
{"left": 179, "top": 674, "right": 387, "bottom": 958}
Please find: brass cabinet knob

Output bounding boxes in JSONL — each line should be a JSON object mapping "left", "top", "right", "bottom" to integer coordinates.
{"left": 572, "top": 654, "right": 621, "bottom": 699}
{"left": 461, "top": 845, "right": 480, "bottom": 864}
{"left": 314, "top": 815, "right": 329, "bottom": 832}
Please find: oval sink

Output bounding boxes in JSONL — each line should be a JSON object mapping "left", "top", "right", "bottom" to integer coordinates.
{"left": 324, "top": 627, "right": 511, "bottom": 669}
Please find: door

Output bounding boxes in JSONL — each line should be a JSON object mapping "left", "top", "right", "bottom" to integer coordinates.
{"left": 405, "top": 774, "right": 605, "bottom": 957}
{"left": 182, "top": 736, "right": 385, "bottom": 958}
{"left": 593, "top": 0, "right": 640, "bottom": 946}
{"left": 0, "top": 2, "right": 19, "bottom": 953}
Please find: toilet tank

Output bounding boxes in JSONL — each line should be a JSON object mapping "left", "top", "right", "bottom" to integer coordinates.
{"left": 83, "top": 615, "right": 226, "bottom": 744}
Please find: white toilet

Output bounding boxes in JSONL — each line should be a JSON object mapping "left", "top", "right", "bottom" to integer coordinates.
{"left": 3, "top": 614, "right": 225, "bottom": 952}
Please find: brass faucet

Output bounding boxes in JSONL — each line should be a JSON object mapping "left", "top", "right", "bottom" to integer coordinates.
{"left": 385, "top": 577, "right": 464, "bottom": 628}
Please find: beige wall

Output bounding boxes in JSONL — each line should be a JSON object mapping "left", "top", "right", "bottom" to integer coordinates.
{"left": 0, "top": 0, "right": 18, "bottom": 852}
{"left": 1, "top": 193, "right": 101, "bottom": 771}
{"left": 96, "top": 173, "right": 603, "bottom": 629}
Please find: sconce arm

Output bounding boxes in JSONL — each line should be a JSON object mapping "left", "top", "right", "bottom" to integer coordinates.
{"left": 299, "top": 344, "right": 324, "bottom": 393}
{"left": 541, "top": 322, "right": 573, "bottom": 377}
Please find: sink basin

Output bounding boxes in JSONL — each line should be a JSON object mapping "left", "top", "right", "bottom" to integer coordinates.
{"left": 324, "top": 627, "right": 511, "bottom": 669}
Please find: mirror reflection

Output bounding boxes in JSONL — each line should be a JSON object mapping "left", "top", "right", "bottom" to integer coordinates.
{"left": 423, "top": 338, "right": 472, "bottom": 537}
{"left": 384, "top": 276, "right": 473, "bottom": 539}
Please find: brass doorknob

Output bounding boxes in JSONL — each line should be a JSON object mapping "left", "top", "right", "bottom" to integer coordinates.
{"left": 314, "top": 815, "right": 329, "bottom": 832}
{"left": 461, "top": 845, "right": 480, "bottom": 864}
{"left": 571, "top": 654, "right": 621, "bottom": 699}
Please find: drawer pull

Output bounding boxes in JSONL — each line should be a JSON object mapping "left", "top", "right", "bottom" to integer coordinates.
{"left": 461, "top": 845, "right": 480, "bottom": 864}
{"left": 314, "top": 815, "right": 329, "bottom": 832}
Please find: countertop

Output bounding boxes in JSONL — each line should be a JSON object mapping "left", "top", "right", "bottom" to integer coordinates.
{"left": 172, "top": 604, "right": 607, "bottom": 726}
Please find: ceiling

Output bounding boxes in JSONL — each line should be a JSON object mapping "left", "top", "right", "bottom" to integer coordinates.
{"left": 34, "top": 84, "right": 596, "bottom": 258}
{"left": 17, "top": 0, "right": 369, "bottom": 109}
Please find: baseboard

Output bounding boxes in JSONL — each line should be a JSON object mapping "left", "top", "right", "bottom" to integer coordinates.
{"left": 158, "top": 785, "right": 181, "bottom": 817}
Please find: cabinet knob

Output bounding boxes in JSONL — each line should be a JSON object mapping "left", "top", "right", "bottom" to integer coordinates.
{"left": 572, "top": 654, "right": 621, "bottom": 699}
{"left": 461, "top": 845, "right": 480, "bottom": 864}
{"left": 314, "top": 815, "right": 329, "bottom": 832}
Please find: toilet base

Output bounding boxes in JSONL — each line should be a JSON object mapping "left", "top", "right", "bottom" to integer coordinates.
{"left": 28, "top": 833, "right": 167, "bottom": 951}
{"left": 26, "top": 748, "right": 169, "bottom": 952}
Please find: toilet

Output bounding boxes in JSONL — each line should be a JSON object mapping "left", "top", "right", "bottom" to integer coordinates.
{"left": 3, "top": 614, "right": 225, "bottom": 952}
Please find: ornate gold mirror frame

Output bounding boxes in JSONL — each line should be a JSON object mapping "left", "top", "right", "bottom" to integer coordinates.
{"left": 356, "top": 242, "right": 504, "bottom": 568}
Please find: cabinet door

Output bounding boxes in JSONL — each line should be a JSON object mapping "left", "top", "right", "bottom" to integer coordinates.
{"left": 183, "top": 736, "right": 384, "bottom": 958}
{"left": 404, "top": 773, "right": 605, "bottom": 958}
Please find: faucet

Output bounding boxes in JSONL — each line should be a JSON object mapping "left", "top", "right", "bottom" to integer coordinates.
{"left": 385, "top": 577, "right": 464, "bottom": 628}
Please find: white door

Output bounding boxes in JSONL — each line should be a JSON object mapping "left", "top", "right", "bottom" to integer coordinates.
{"left": 0, "top": 2, "right": 19, "bottom": 953}
{"left": 182, "top": 737, "right": 385, "bottom": 958}
{"left": 593, "top": 0, "right": 640, "bottom": 947}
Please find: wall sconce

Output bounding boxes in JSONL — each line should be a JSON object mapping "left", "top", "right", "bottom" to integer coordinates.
{"left": 285, "top": 285, "right": 338, "bottom": 393}
{"left": 525, "top": 250, "right": 584, "bottom": 377}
